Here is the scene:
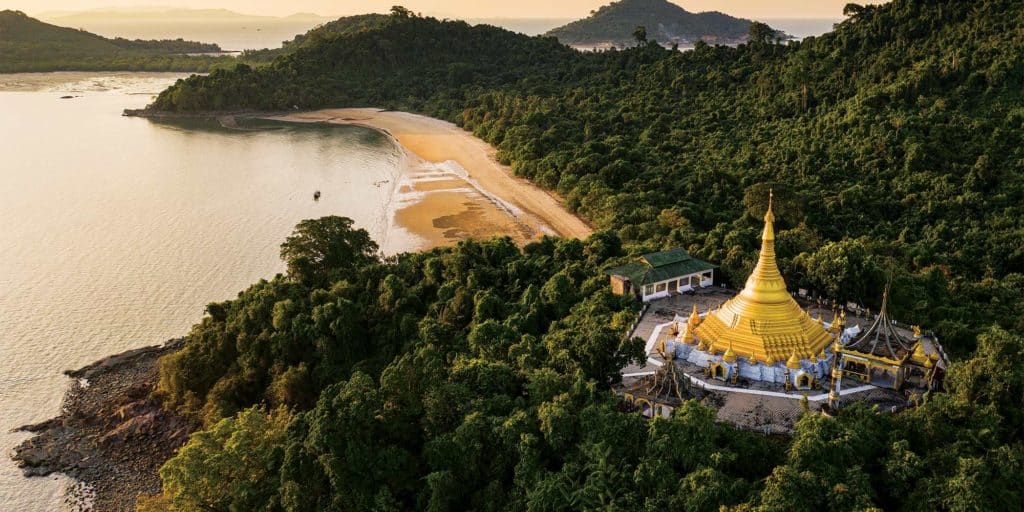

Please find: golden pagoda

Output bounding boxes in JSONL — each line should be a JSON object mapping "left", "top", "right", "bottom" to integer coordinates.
{"left": 693, "top": 191, "right": 833, "bottom": 363}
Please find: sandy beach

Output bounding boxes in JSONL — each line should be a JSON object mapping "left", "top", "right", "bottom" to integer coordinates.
{"left": 266, "top": 108, "right": 593, "bottom": 248}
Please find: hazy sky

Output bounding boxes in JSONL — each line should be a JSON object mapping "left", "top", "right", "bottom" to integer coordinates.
{"left": 24, "top": 1, "right": 865, "bottom": 19}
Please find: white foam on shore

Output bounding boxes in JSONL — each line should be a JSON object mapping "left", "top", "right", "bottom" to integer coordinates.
{"left": 376, "top": 136, "right": 426, "bottom": 253}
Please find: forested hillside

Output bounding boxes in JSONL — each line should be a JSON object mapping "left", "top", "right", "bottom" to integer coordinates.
{"left": 240, "top": 13, "right": 388, "bottom": 62}
{"left": 547, "top": 0, "right": 757, "bottom": 47}
{"left": 153, "top": 1, "right": 1024, "bottom": 351}
{"left": 0, "top": 10, "right": 232, "bottom": 72}
{"left": 140, "top": 216, "right": 1024, "bottom": 512}
{"left": 138, "top": 2, "right": 1024, "bottom": 510}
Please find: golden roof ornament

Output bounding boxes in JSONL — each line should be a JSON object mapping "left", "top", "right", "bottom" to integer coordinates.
{"left": 723, "top": 342, "right": 737, "bottom": 363}
{"left": 910, "top": 341, "right": 929, "bottom": 364}
{"left": 688, "top": 304, "right": 701, "bottom": 327}
{"left": 681, "top": 324, "right": 696, "bottom": 344}
{"left": 786, "top": 352, "right": 802, "bottom": 369}
{"left": 692, "top": 190, "right": 833, "bottom": 363}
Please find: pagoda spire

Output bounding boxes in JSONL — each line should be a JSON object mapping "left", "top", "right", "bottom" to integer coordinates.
{"left": 692, "top": 189, "right": 833, "bottom": 363}
{"left": 739, "top": 189, "right": 789, "bottom": 304}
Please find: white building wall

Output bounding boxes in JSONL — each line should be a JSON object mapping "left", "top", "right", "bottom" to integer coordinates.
{"left": 640, "top": 270, "right": 715, "bottom": 302}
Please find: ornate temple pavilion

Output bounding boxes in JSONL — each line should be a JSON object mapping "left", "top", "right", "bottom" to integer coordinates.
{"left": 827, "top": 289, "right": 945, "bottom": 409}
{"left": 669, "top": 192, "right": 837, "bottom": 389}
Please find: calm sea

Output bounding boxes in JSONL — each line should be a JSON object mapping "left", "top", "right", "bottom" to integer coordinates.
{"left": 0, "top": 72, "right": 420, "bottom": 510}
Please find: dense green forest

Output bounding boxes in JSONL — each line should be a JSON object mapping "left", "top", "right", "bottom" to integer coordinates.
{"left": 0, "top": 10, "right": 234, "bottom": 72}
{"left": 138, "top": 1, "right": 1024, "bottom": 510}
{"left": 139, "top": 217, "right": 1024, "bottom": 512}
{"left": 546, "top": 0, "right": 758, "bottom": 47}
{"left": 152, "top": 1, "right": 1024, "bottom": 351}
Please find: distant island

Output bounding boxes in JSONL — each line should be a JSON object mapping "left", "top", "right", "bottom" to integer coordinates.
{"left": 38, "top": 7, "right": 329, "bottom": 26}
{"left": 36, "top": 8, "right": 335, "bottom": 52}
{"left": 547, "top": 0, "right": 773, "bottom": 48}
{"left": 0, "top": 10, "right": 233, "bottom": 72}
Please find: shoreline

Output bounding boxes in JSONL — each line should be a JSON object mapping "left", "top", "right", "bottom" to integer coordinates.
{"left": 263, "top": 108, "right": 593, "bottom": 243}
{"left": 125, "top": 107, "right": 594, "bottom": 246}
{"left": 11, "top": 339, "right": 195, "bottom": 512}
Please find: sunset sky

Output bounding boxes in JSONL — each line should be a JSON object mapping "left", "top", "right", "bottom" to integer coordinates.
{"left": 24, "top": 1, "right": 870, "bottom": 19}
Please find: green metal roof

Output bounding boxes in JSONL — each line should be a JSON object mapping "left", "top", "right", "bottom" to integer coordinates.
{"left": 641, "top": 248, "right": 690, "bottom": 267}
{"left": 604, "top": 249, "right": 716, "bottom": 286}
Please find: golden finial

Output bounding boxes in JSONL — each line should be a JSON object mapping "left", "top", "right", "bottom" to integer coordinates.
{"left": 688, "top": 304, "right": 701, "bottom": 327}
{"left": 723, "top": 342, "right": 737, "bottom": 363}
{"left": 682, "top": 324, "right": 696, "bottom": 345}
{"left": 786, "top": 352, "right": 802, "bottom": 369}
{"left": 913, "top": 325, "right": 922, "bottom": 338}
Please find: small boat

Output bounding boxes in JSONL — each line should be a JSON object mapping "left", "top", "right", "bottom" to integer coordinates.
{"left": 313, "top": 190, "right": 321, "bottom": 201}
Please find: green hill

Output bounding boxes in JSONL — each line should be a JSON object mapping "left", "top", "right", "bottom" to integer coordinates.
{"left": 140, "top": 2, "right": 1024, "bottom": 510}
{"left": 547, "top": 0, "right": 760, "bottom": 47}
{"left": 240, "top": 13, "right": 389, "bottom": 62}
{"left": 0, "top": 10, "right": 230, "bottom": 72}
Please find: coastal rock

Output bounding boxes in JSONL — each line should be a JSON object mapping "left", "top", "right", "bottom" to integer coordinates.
{"left": 11, "top": 338, "right": 197, "bottom": 512}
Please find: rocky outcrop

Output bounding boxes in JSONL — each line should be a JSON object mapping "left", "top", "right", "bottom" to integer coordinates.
{"left": 11, "top": 338, "right": 196, "bottom": 512}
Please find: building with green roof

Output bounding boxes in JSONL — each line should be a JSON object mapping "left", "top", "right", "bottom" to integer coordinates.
{"left": 604, "top": 248, "right": 716, "bottom": 302}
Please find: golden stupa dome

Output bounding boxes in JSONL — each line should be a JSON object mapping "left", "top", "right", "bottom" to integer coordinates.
{"left": 693, "top": 191, "right": 834, "bottom": 363}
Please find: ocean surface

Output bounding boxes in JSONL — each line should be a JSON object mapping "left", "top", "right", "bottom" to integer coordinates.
{"left": 0, "top": 72, "right": 421, "bottom": 510}
{"left": 760, "top": 18, "right": 843, "bottom": 39}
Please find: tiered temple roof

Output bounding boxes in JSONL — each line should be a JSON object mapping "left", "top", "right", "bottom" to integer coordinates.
{"left": 693, "top": 192, "right": 833, "bottom": 363}
{"left": 843, "top": 289, "right": 916, "bottom": 361}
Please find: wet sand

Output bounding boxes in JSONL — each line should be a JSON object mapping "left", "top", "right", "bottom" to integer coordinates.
{"left": 265, "top": 108, "right": 593, "bottom": 249}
